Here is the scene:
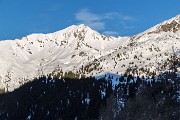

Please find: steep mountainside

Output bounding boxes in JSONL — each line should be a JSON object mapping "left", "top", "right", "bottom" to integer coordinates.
{"left": 0, "top": 15, "right": 180, "bottom": 91}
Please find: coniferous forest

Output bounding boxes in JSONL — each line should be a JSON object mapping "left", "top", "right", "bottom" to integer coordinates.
{"left": 0, "top": 70, "right": 179, "bottom": 120}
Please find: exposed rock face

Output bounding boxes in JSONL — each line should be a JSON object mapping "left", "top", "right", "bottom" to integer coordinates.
{"left": 159, "top": 20, "right": 180, "bottom": 32}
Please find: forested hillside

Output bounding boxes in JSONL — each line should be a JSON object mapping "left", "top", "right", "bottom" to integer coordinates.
{"left": 0, "top": 69, "right": 179, "bottom": 120}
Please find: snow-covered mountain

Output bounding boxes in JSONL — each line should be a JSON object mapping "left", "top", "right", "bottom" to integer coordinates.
{"left": 0, "top": 15, "right": 180, "bottom": 91}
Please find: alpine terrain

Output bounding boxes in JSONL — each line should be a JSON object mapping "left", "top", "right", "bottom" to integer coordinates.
{"left": 0, "top": 14, "right": 180, "bottom": 92}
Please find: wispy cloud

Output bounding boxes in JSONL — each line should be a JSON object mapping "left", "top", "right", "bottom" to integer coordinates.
{"left": 103, "top": 12, "right": 134, "bottom": 21}
{"left": 74, "top": 9, "right": 135, "bottom": 36}
{"left": 103, "top": 31, "right": 119, "bottom": 36}
{"left": 75, "top": 9, "right": 101, "bottom": 22}
{"left": 75, "top": 9, "right": 105, "bottom": 30}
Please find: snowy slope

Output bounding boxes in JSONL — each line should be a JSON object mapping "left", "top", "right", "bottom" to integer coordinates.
{"left": 0, "top": 24, "right": 129, "bottom": 91}
{"left": 95, "top": 15, "right": 180, "bottom": 75}
{"left": 0, "top": 15, "right": 180, "bottom": 91}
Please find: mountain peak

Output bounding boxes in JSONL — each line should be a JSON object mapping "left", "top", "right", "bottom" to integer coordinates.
{"left": 160, "top": 14, "right": 179, "bottom": 25}
{"left": 153, "top": 15, "right": 180, "bottom": 33}
{"left": 63, "top": 24, "right": 92, "bottom": 32}
{"left": 53, "top": 24, "right": 95, "bottom": 37}
{"left": 133, "top": 14, "right": 180, "bottom": 40}
{"left": 1, "top": 14, "right": 180, "bottom": 92}
{"left": 76, "top": 24, "right": 88, "bottom": 28}
{"left": 171, "top": 14, "right": 180, "bottom": 22}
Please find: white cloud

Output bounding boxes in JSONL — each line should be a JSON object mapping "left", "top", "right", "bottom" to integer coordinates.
{"left": 103, "top": 31, "right": 119, "bottom": 36}
{"left": 103, "top": 12, "right": 131, "bottom": 20}
{"left": 75, "top": 9, "right": 105, "bottom": 30}
{"left": 74, "top": 9, "right": 135, "bottom": 36}
{"left": 75, "top": 9, "right": 101, "bottom": 22}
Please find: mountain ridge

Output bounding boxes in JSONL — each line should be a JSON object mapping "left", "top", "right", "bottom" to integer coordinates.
{"left": 0, "top": 15, "right": 180, "bottom": 92}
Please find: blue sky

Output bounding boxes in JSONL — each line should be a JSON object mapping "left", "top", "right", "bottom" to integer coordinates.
{"left": 0, "top": 0, "right": 180, "bottom": 40}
